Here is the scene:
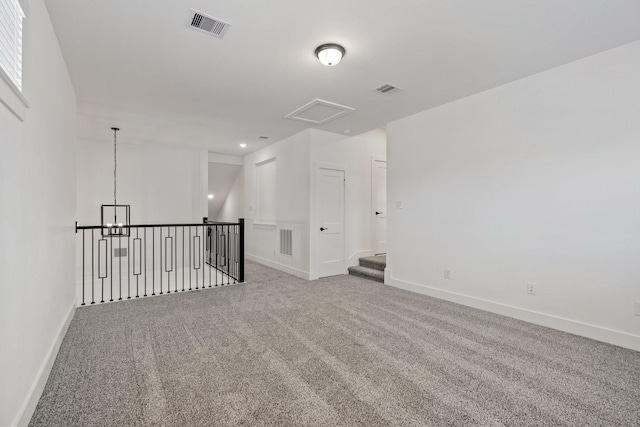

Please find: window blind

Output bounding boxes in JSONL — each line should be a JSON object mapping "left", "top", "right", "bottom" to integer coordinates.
{"left": 0, "top": 0, "right": 25, "bottom": 91}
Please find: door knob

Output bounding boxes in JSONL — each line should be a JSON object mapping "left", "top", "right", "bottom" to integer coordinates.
{"left": 375, "top": 211, "right": 382, "bottom": 215}
{"left": 320, "top": 227, "right": 327, "bottom": 231}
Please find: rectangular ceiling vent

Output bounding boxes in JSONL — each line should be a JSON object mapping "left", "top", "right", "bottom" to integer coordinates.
{"left": 373, "top": 83, "right": 402, "bottom": 96}
{"left": 187, "top": 10, "right": 230, "bottom": 38}
{"left": 258, "top": 136, "right": 270, "bottom": 140}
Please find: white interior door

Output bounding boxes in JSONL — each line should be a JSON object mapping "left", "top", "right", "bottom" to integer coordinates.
{"left": 316, "top": 167, "right": 345, "bottom": 277}
{"left": 372, "top": 159, "right": 387, "bottom": 255}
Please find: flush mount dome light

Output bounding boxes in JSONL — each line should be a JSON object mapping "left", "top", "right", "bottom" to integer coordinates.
{"left": 315, "top": 43, "right": 345, "bottom": 66}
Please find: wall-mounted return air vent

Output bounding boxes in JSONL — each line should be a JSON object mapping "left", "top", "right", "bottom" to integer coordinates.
{"left": 373, "top": 83, "right": 402, "bottom": 96}
{"left": 280, "top": 229, "right": 293, "bottom": 256}
{"left": 187, "top": 9, "right": 230, "bottom": 38}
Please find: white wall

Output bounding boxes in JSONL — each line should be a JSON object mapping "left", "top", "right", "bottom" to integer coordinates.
{"left": 244, "top": 128, "right": 387, "bottom": 279}
{"left": 244, "top": 130, "right": 312, "bottom": 278}
{"left": 216, "top": 166, "right": 244, "bottom": 222}
{"left": 387, "top": 41, "right": 640, "bottom": 350}
{"left": 0, "top": 1, "right": 77, "bottom": 424}
{"left": 77, "top": 138, "right": 207, "bottom": 225}
{"left": 207, "top": 162, "right": 242, "bottom": 220}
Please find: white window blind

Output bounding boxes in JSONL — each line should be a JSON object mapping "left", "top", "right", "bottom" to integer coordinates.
{"left": 0, "top": 0, "right": 25, "bottom": 91}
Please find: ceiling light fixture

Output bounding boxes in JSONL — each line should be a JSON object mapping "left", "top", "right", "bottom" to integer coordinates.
{"left": 315, "top": 43, "right": 345, "bottom": 66}
{"left": 208, "top": 194, "right": 214, "bottom": 199}
{"left": 239, "top": 143, "right": 247, "bottom": 148}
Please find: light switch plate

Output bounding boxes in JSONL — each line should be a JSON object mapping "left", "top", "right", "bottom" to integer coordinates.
{"left": 635, "top": 301, "right": 640, "bottom": 316}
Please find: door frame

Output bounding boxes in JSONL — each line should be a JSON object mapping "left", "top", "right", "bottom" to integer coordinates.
{"left": 371, "top": 156, "right": 387, "bottom": 255}
{"left": 311, "top": 162, "right": 348, "bottom": 279}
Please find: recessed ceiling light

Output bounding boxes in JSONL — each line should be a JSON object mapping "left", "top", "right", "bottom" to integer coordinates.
{"left": 239, "top": 143, "right": 247, "bottom": 148}
{"left": 208, "top": 194, "right": 214, "bottom": 199}
{"left": 315, "top": 43, "right": 345, "bottom": 66}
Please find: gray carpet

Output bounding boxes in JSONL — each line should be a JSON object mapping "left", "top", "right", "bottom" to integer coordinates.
{"left": 30, "top": 260, "right": 640, "bottom": 426}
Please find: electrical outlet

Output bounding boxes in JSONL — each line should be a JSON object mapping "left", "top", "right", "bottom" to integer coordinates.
{"left": 444, "top": 269, "right": 451, "bottom": 279}
{"left": 395, "top": 200, "right": 403, "bottom": 209}
{"left": 527, "top": 282, "right": 536, "bottom": 295}
{"left": 635, "top": 301, "right": 640, "bottom": 316}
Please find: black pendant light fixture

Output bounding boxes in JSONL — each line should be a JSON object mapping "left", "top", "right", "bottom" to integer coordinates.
{"left": 101, "top": 127, "right": 130, "bottom": 236}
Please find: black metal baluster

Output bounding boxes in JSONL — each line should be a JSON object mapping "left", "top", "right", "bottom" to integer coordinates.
{"left": 160, "top": 227, "right": 163, "bottom": 294}
{"left": 215, "top": 225, "right": 218, "bottom": 287}
{"left": 208, "top": 226, "right": 212, "bottom": 288}
{"left": 118, "top": 234, "right": 122, "bottom": 300}
{"left": 175, "top": 226, "right": 178, "bottom": 292}
{"left": 165, "top": 228, "right": 173, "bottom": 294}
{"left": 152, "top": 228, "right": 155, "bottom": 296}
{"left": 239, "top": 218, "right": 244, "bottom": 283}
{"left": 182, "top": 226, "right": 185, "bottom": 291}
{"left": 110, "top": 237, "right": 114, "bottom": 302}
{"left": 144, "top": 228, "right": 148, "bottom": 297}
{"left": 82, "top": 229, "right": 86, "bottom": 305}
{"left": 165, "top": 228, "right": 170, "bottom": 294}
{"left": 202, "top": 225, "right": 205, "bottom": 289}
{"left": 91, "top": 229, "right": 95, "bottom": 304}
{"left": 226, "top": 225, "right": 230, "bottom": 284}
{"left": 99, "top": 238, "right": 104, "bottom": 303}
{"left": 135, "top": 228, "right": 140, "bottom": 298}
{"left": 127, "top": 229, "right": 131, "bottom": 299}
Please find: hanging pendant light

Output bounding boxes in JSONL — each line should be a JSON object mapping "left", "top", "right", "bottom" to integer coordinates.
{"left": 101, "top": 127, "right": 130, "bottom": 236}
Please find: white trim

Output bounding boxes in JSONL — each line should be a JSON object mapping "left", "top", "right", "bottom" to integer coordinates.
{"left": 385, "top": 268, "right": 640, "bottom": 352}
{"left": 0, "top": 65, "right": 29, "bottom": 121}
{"left": 13, "top": 303, "right": 76, "bottom": 427}
{"left": 370, "top": 156, "right": 386, "bottom": 256}
{"left": 208, "top": 153, "right": 244, "bottom": 165}
{"left": 252, "top": 221, "right": 277, "bottom": 227}
{"left": 246, "top": 253, "right": 313, "bottom": 280}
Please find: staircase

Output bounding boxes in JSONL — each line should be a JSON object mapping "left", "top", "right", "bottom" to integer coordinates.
{"left": 348, "top": 255, "right": 386, "bottom": 283}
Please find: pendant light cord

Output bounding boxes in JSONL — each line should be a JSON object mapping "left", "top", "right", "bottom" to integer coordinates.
{"left": 111, "top": 127, "right": 119, "bottom": 224}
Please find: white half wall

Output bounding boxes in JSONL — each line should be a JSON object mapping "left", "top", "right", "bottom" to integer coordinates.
{"left": 387, "top": 41, "right": 640, "bottom": 350}
{"left": 77, "top": 139, "right": 207, "bottom": 226}
{"left": 0, "top": 0, "right": 78, "bottom": 424}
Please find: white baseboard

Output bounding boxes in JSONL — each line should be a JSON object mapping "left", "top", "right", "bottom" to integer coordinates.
{"left": 385, "top": 268, "right": 640, "bottom": 352}
{"left": 14, "top": 303, "right": 76, "bottom": 426}
{"left": 247, "top": 254, "right": 313, "bottom": 280}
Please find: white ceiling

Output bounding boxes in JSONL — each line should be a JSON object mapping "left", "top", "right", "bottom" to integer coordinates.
{"left": 45, "top": 0, "right": 640, "bottom": 155}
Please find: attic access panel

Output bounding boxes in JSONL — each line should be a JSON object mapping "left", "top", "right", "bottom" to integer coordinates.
{"left": 284, "top": 99, "right": 355, "bottom": 124}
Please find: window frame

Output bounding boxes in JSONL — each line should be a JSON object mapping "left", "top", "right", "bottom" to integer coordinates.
{"left": 0, "top": 0, "right": 29, "bottom": 121}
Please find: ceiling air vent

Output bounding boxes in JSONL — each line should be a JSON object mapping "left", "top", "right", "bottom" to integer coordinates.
{"left": 373, "top": 83, "right": 402, "bottom": 96}
{"left": 258, "top": 136, "right": 270, "bottom": 140}
{"left": 187, "top": 10, "right": 230, "bottom": 38}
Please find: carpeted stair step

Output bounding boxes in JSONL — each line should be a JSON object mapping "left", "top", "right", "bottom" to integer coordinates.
{"left": 347, "top": 265, "right": 384, "bottom": 283}
{"left": 358, "top": 255, "right": 386, "bottom": 271}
